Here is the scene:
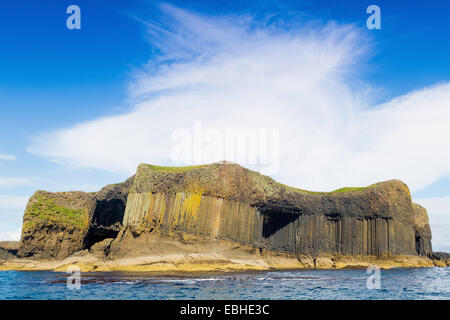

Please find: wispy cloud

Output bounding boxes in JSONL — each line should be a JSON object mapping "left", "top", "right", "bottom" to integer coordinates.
{"left": 27, "top": 5, "right": 450, "bottom": 196}
{"left": 0, "top": 177, "right": 35, "bottom": 188}
{"left": 0, "top": 154, "right": 15, "bottom": 161}
{"left": 0, "top": 195, "right": 29, "bottom": 210}
{"left": 0, "top": 230, "right": 21, "bottom": 241}
{"left": 27, "top": 5, "right": 373, "bottom": 181}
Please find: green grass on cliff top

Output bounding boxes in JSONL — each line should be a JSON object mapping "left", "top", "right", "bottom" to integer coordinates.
{"left": 141, "top": 163, "right": 378, "bottom": 193}
{"left": 141, "top": 164, "right": 208, "bottom": 173}
{"left": 281, "top": 183, "right": 378, "bottom": 194}
{"left": 25, "top": 195, "right": 88, "bottom": 229}
{"left": 331, "top": 184, "right": 377, "bottom": 193}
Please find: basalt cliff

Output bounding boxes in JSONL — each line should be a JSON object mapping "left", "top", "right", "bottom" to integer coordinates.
{"left": 2, "top": 162, "right": 448, "bottom": 272}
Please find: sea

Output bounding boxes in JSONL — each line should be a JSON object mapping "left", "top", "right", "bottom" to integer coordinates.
{"left": 0, "top": 267, "right": 449, "bottom": 300}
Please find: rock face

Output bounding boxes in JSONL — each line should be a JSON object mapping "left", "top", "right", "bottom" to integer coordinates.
{"left": 18, "top": 191, "right": 93, "bottom": 259}
{"left": 412, "top": 204, "right": 433, "bottom": 255}
{"left": 17, "top": 177, "right": 134, "bottom": 259}
{"left": 122, "top": 163, "right": 433, "bottom": 257}
{"left": 17, "top": 162, "right": 434, "bottom": 260}
{"left": 430, "top": 252, "right": 450, "bottom": 266}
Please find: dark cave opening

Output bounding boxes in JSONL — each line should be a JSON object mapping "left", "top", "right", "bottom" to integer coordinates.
{"left": 415, "top": 231, "right": 426, "bottom": 256}
{"left": 261, "top": 210, "right": 300, "bottom": 238}
{"left": 83, "top": 198, "right": 127, "bottom": 249}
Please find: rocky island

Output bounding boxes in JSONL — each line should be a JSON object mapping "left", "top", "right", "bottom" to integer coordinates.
{"left": 1, "top": 162, "right": 449, "bottom": 272}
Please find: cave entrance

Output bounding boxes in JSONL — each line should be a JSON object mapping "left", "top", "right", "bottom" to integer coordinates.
{"left": 414, "top": 230, "right": 425, "bottom": 255}
{"left": 83, "top": 198, "right": 127, "bottom": 249}
{"left": 261, "top": 210, "right": 300, "bottom": 238}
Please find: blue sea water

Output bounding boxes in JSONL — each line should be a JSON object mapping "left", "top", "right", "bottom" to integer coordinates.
{"left": 0, "top": 267, "right": 449, "bottom": 300}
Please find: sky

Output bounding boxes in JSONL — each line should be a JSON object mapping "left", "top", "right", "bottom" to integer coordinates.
{"left": 0, "top": 0, "right": 449, "bottom": 251}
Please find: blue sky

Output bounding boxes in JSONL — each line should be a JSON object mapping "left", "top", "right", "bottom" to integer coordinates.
{"left": 1, "top": 0, "right": 450, "bottom": 251}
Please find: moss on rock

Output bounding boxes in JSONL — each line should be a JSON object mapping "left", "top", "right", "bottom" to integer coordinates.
{"left": 25, "top": 194, "right": 89, "bottom": 229}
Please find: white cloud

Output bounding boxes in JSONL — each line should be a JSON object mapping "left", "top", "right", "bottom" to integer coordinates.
{"left": 0, "top": 177, "right": 35, "bottom": 188}
{"left": 0, "top": 154, "right": 15, "bottom": 161}
{"left": 27, "top": 6, "right": 372, "bottom": 182}
{"left": 27, "top": 5, "right": 450, "bottom": 197}
{"left": 416, "top": 197, "right": 450, "bottom": 253}
{"left": 0, "top": 195, "right": 29, "bottom": 210}
{"left": 0, "top": 230, "right": 21, "bottom": 241}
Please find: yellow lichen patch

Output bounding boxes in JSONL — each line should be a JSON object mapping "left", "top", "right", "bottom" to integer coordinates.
{"left": 140, "top": 164, "right": 208, "bottom": 173}
{"left": 22, "top": 221, "right": 36, "bottom": 231}
{"left": 183, "top": 193, "right": 202, "bottom": 229}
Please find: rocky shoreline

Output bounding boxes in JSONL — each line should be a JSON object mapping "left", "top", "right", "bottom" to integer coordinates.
{"left": 1, "top": 235, "right": 448, "bottom": 273}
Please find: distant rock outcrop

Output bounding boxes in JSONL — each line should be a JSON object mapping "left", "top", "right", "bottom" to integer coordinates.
{"left": 17, "top": 162, "right": 435, "bottom": 261}
{"left": 430, "top": 251, "right": 450, "bottom": 266}
{"left": 0, "top": 241, "right": 19, "bottom": 260}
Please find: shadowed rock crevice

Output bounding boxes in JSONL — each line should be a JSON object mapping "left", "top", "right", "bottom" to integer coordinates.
{"left": 83, "top": 175, "right": 136, "bottom": 250}
{"left": 84, "top": 195, "right": 130, "bottom": 249}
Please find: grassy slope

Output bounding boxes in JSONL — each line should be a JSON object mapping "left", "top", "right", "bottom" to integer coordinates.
{"left": 25, "top": 194, "right": 89, "bottom": 229}
{"left": 141, "top": 163, "right": 378, "bottom": 194}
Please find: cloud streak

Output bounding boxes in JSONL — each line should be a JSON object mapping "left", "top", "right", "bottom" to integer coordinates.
{"left": 0, "top": 195, "right": 29, "bottom": 210}
{"left": 27, "top": 6, "right": 450, "bottom": 193}
{"left": 0, "top": 230, "right": 21, "bottom": 241}
{"left": 28, "top": 5, "right": 375, "bottom": 186}
{"left": 0, "top": 177, "right": 35, "bottom": 188}
{"left": 0, "top": 154, "right": 15, "bottom": 161}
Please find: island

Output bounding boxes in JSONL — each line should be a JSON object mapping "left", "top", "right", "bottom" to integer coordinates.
{"left": 1, "top": 161, "right": 449, "bottom": 272}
